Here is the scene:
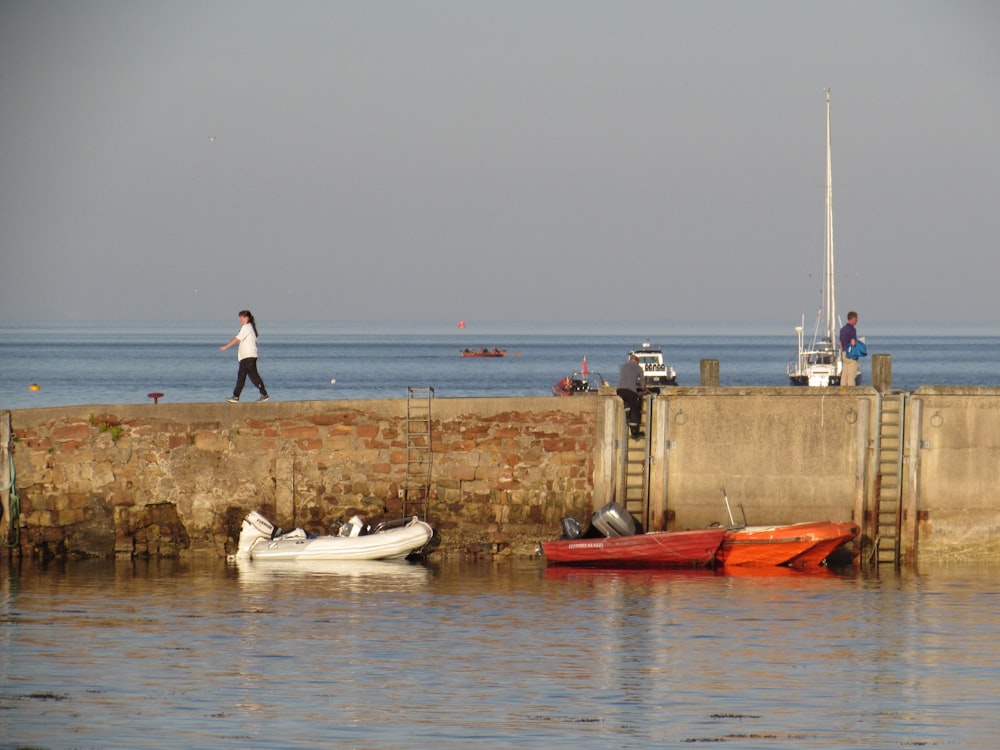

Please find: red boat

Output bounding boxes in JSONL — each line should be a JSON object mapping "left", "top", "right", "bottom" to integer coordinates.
{"left": 552, "top": 371, "right": 605, "bottom": 396}
{"left": 461, "top": 347, "right": 506, "bottom": 357}
{"left": 541, "top": 528, "right": 726, "bottom": 569}
{"left": 716, "top": 521, "right": 859, "bottom": 568}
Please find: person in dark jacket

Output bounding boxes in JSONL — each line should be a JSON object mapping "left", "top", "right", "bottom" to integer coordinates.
{"left": 617, "top": 354, "right": 646, "bottom": 438}
{"left": 839, "top": 311, "right": 860, "bottom": 386}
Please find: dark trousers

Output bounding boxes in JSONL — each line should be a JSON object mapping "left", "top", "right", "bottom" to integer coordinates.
{"left": 617, "top": 388, "right": 642, "bottom": 434}
{"left": 234, "top": 357, "right": 267, "bottom": 398}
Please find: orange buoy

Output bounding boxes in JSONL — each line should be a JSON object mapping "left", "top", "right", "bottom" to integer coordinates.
{"left": 29, "top": 383, "right": 40, "bottom": 391}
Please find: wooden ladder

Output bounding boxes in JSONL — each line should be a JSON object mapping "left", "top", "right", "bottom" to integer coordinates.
{"left": 404, "top": 386, "right": 434, "bottom": 520}
{"left": 871, "top": 391, "right": 906, "bottom": 567}
{"left": 618, "top": 394, "right": 652, "bottom": 529}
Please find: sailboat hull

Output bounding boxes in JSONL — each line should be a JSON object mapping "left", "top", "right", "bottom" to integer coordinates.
{"left": 789, "top": 367, "right": 841, "bottom": 388}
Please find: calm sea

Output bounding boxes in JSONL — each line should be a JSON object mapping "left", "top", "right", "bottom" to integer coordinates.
{"left": 2, "top": 558, "right": 1000, "bottom": 749}
{"left": 4, "top": 325, "right": 1000, "bottom": 747}
{"left": 3, "top": 321, "right": 1000, "bottom": 409}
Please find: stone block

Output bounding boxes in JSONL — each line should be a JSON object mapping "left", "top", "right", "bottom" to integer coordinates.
{"left": 51, "top": 424, "right": 90, "bottom": 441}
{"left": 193, "top": 433, "right": 230, "bottom": 451}
{"left": 449, "top": 465, "right": 477, "bottom": 481}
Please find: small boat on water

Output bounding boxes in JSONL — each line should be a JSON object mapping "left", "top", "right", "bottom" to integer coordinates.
{"left": 542, "top": 528, "right": 726, "bottom": 568}
{"left": 553, "top": 356, "right": 606, "bottom": 396}
{"left": 542, "top": 496, "right": 857, "bottom": 570}
{"left": 552, "top": 370, "right": 606, "bottom": 396}
{"left": 713, "top": 489, "right": 859, "bottom": 568}
{"left": 462, "top": 347, "right": 506, "bottom": 357}
{"left": 232, "top": 511, "right": 434, "bottom": 561}
{"left": 630, "top": 339, "right": 677, "bottom": 391}
{"left": 540, "top": 501, "right": 725, "bottom": 568}
{"left": 718, "top": 520, "right": 860, "bottom": 568}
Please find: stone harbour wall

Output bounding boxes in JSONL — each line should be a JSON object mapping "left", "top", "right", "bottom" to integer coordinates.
{"left": 4, "top": 385, "right": 1000, "bottom": 564}
{"left": 1, "top": 398, "right": 598, "bottom": 560}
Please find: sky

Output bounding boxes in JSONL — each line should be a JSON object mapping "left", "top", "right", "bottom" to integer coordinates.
{"left": 1, "top": 1, "right": 998, "bottom": 333}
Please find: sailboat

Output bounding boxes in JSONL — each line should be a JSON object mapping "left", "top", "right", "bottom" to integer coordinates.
{"left": 787, "top": 89, "right": 856, "bottom": 387}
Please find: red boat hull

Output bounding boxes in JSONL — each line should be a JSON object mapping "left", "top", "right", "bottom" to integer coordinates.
{"left": 716, "top": 521, "right": 859, "bottom": 568}
{"left": 541, "top": 528, "right": 726, "bottom": 568}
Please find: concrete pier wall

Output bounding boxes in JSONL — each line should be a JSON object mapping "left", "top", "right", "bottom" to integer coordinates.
{"left": 2, "top": 386, "right": 999, "bottom": 562}
{"left": 902, "top": 388, "right": 1000, "bottom": 560}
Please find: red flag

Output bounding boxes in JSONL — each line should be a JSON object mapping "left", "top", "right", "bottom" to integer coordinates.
{"left": 582, "top": 356, "right": 589, "bottom": 375}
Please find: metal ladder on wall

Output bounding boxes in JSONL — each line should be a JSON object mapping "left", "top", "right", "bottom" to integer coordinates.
{"left": 404, "top": 387, "right": 434, "bottom": 521}
{"left": 871, "top": 391, "right": 906, "bottom": 567}
{"left": 618, "top": 394, "right": 653, "bottom": 529}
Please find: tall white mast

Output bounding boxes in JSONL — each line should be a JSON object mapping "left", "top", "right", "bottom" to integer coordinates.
{"left": 824, "top": 88, "right": 836, "bottom": 347}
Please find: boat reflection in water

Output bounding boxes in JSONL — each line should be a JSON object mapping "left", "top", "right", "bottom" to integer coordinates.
{"left": 233, "top": 557, "right": 433, "bottom": 592}
{"left": 542, "top": 561, "right": 849, "bottom": 583}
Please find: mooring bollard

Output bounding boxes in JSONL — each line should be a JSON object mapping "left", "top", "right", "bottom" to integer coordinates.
{"left": 700, "top": 359, "right": 720, "bottom": 387}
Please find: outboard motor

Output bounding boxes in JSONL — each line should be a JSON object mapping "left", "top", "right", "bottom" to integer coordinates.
{"left": 236, "top": 511, "right": 276, "bottom": 557}
{"left": 560, "top": 517, "right": 583, "bottom": 540}
{"left": 338, "top": 515, "right": 371, "bottom": 537}
{"left": 591, "top": 501, "right": 638, "bottom": 537}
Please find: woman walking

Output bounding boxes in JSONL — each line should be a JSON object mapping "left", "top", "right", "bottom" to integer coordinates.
{"left": 220, "top": 310, "right": 269, "bottom": 402}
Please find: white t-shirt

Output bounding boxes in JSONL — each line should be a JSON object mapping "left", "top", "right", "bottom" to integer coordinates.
{"left": 236, "top": 323, "right": 258, "bottom": 361}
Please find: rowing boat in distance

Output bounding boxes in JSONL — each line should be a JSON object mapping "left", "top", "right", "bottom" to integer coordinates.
{"left": 461, "top": 347, "right": 506, "bottom": 357}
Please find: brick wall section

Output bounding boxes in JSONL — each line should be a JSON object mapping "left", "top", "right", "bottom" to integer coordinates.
{"left": 3, "top": 398, "right": 599, "bottom": 560}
